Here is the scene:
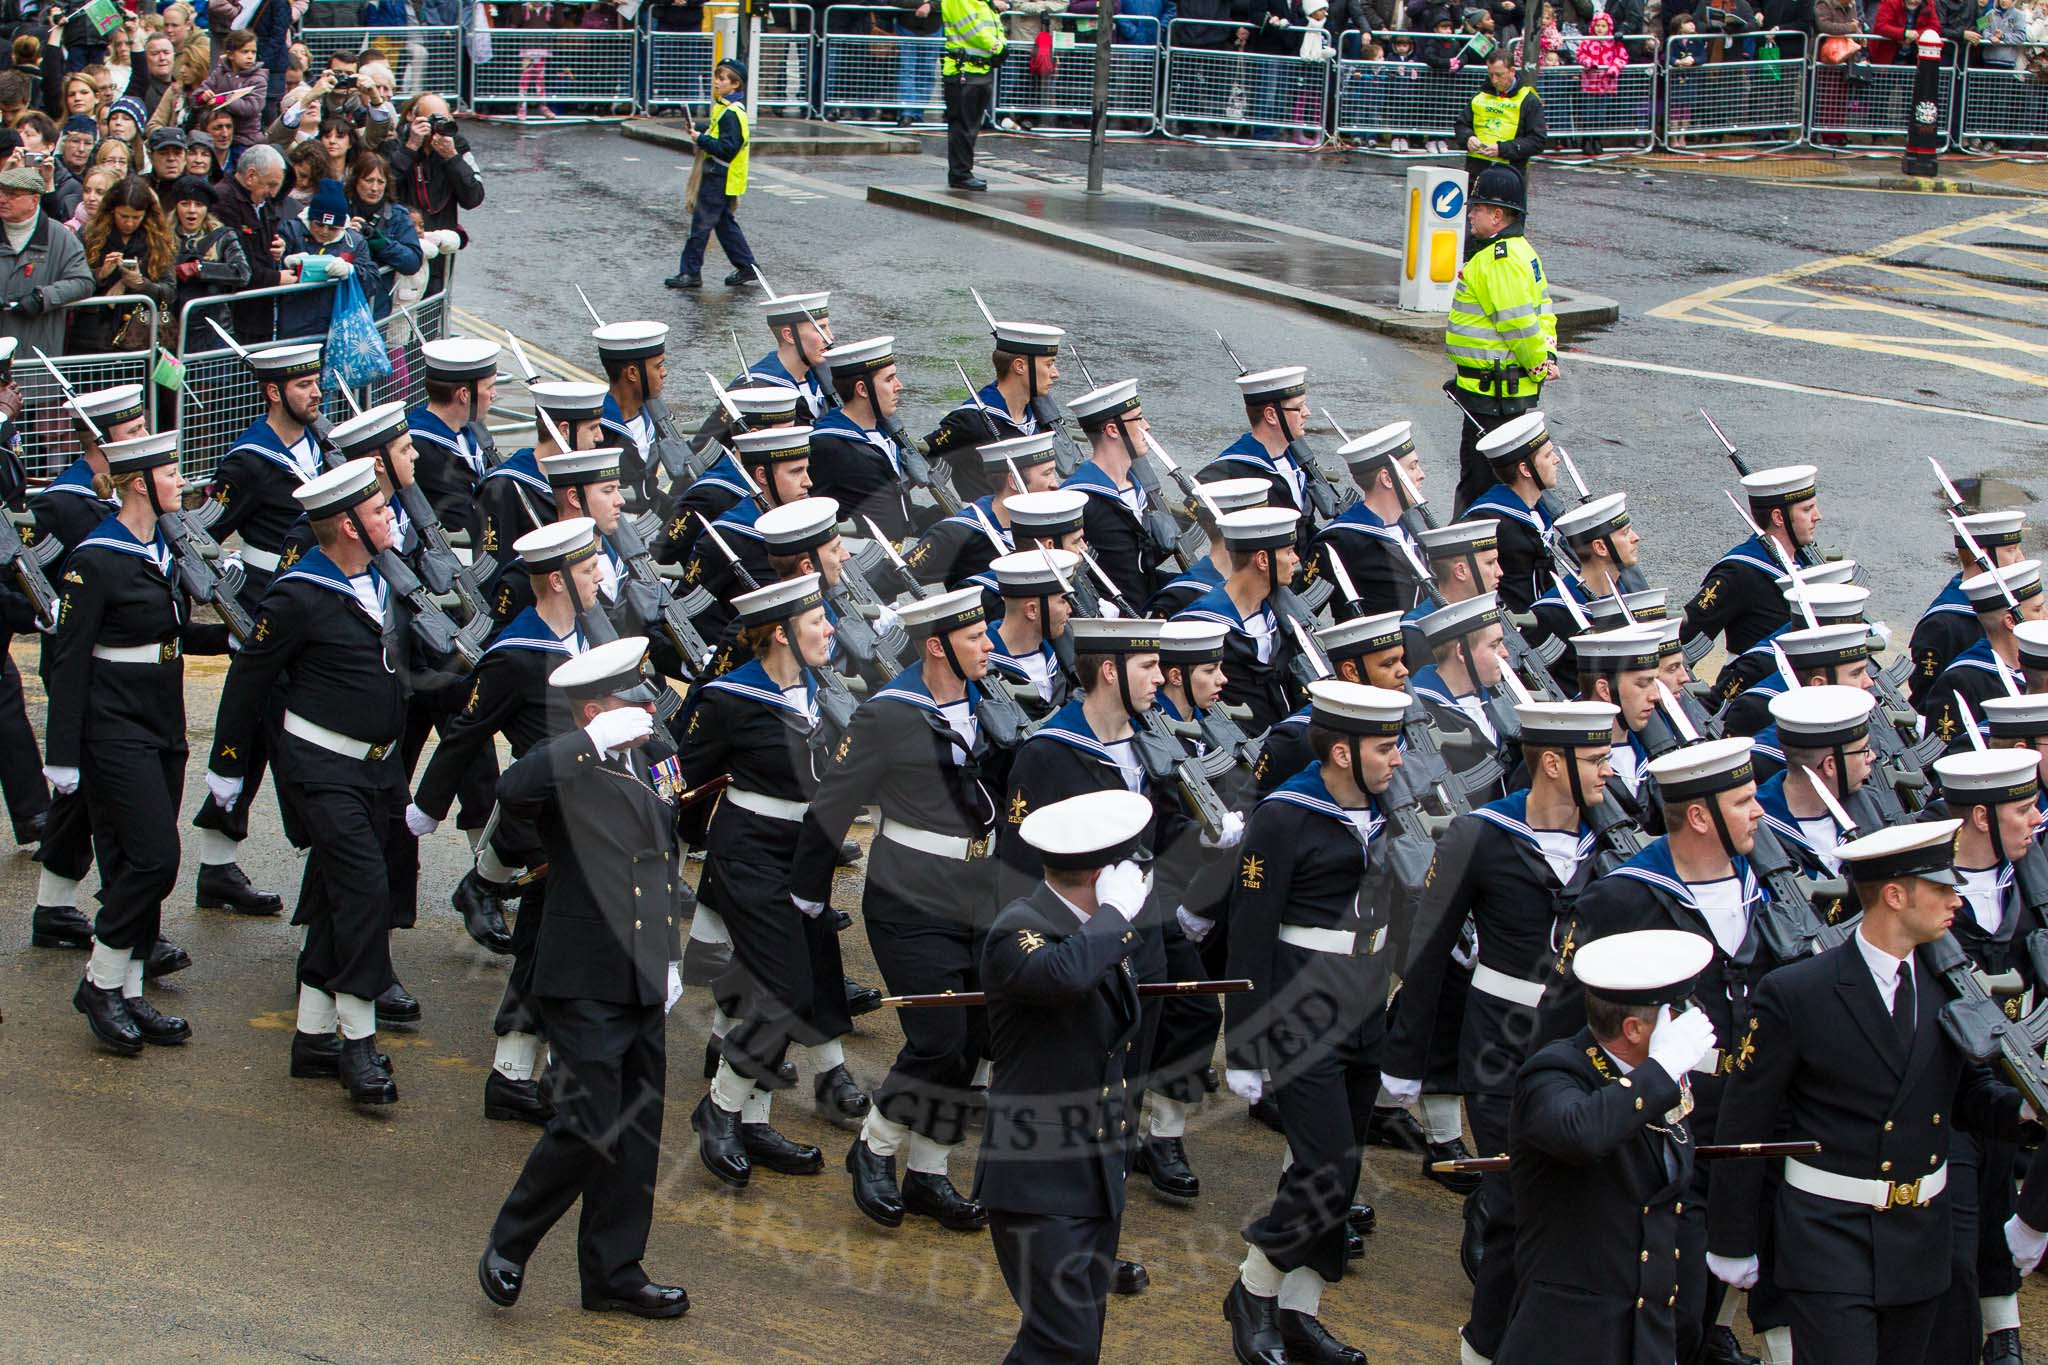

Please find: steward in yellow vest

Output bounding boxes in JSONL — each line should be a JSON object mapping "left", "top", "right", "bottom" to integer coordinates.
{"left": 666, "top": 57, "right": 759, "bottom": 291}
{"left": 1454, "top": 52, "right": 1547, "bottom": 187}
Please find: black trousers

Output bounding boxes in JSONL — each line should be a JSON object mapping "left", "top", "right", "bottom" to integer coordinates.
{"left": 989, "top": 1209, "right": 1120, "bottom": 1365}
{"left": 1929, "top": 1127, "right": 2008, "bottom": 1361}
{"left": 81, "top": 740, "right": 183, "bottom": 953}
{"left": 1148, "top": 923, "right": 1219, "bottom": 1105}
{"left": 711, "top": 854, "right": 853, "bottom": 1088}
{"left": 866, "top": 915, "right": 986, "bottom": 1146}
{"left": 291, "top": 782, "right": 401, "bottom": 1001}
{"left": 0, "top": 645, "right": 48, "bottom": 834}
{"left": 36, "top": 786, "right": 94, "bottom": 882}
{"left": 1449, "top": 383, "right": 1538, "bottom": 515}
{"left": 1463, "top": 1091, "right": 1518, "bottom": 1357}
{"left": 1783, "top": 1289, "right": 1940, "bottom": 1365}
{"left": 383, "top": 697, "right": 498, "bottom": 928}
{"left": 489, "top": 994, "right": 667, "bottom": 1297}
{"left": 944, "top": 73, "right": 994, "bottom": 182}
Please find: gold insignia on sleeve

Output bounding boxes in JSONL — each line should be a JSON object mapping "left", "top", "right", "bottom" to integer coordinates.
{"left": 1920, "top": 651, "right": 1941, "bottom": 680}
{"left": 684, "top": 559, "right": 702, "bottom": 584}
{"left": 1935, "top": 712, "right": 1958, "bottom": 743}
{"left": 1017, "top": 929, "right": 1046, "bottom": 953}
{"left": 905, "top": 543, "right": 928, "bottom": 567}
{"left": 219, "top": 745, "right": 237, "bottom": 760}
{"left": 1240, "top": 854, "right": 1265, "bottom": 891}
{"left": 1008, "top": 792, "right": 1028, "bottom": 825}
{"left": 212, "top": 486, "right": 230, "bottom": 506}
{"left": 1695, "top": 581, "right": 1720, "bottom": 611}
{"left": 465, "top": 680, "right": 481, "bottom": 715}
{"left": 280, "top": 544, "right": 302, "bottom": 570}
{"left": 1300, "top": 555, "right": 1320, "bottom": 585}
{"left": 253, "top": 618, "right": 271, "bottom": 643}
{"left": 481, "top": 524, "right": 498, "bottom": 552}
{"left": 1585, "top": 1046, "right": 1615, "bottom": 1081}
{"left": 835, "top": 734, "right": 853, "bottom": 764}
{"left": 64, "top": 570, "right": 83, "bottom": 584}
{"left": 1731, "top": 1016, "right": 1759, "bottom": 1072}
{"left": 1425, "top": 855, "right": 1439, "bottom": 888}
{"left": 670, "top": 517, "right": 688, "bottom": 540}
{"left": 494, "top": 587, "right": 512, "bottom": 617}
{"left": 687, "top": 709, "right": 702, "bottom": 735}
{"left": 18, "top": 524, "right": 32, "bottom": 544}
{"left": 1553, "top": 921, "right": 1578, "bottom": 975}
{"left": 1253, "top": 753, "right": 1269, "bottom": 782}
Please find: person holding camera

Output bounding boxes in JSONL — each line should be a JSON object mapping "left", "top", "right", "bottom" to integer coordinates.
{"left": 70, "top": 174, "right": 173, "bottom": 354}
{"left": 389, "top": 94, "right": 479, "bottom": 298}
{"left": 0, "top": 164, "right": 93, "bottom": 357}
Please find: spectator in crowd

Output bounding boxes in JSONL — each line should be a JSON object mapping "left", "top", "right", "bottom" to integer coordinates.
{"left": 276, "top": 177, "right": 370, "bottom": 339}
{"left": 389, "top": 94, "right": 479, "bottom": 297}
{"left": 199, "top": 29, "right": 268, "bottom": 151}
{"left": 995, "top": 0, "right": 1061, "bottom": 133}
{"left": 0, "top": 70, "right": 33, "bottom": 127}
{"left": 264, "top": 51, "right": 360, "bottom": 146}
{"left": 1457, "top": 49, "right": 1545, "bottom": 180}
{"left": 71, "top": 175, "right": 175, "bottom": 353}
{"left": 65, "top": 164, "right": 117, "bottom": 233}
{"left": 85, "top": 63, "right": 118, "bottom": 114}
{"left": 102, "top": 25, "right": 133, "bottom": 101}
{"left": 1663, "top": 12, "right": 1704, "bottom": 144}
{"left": 57, "top": 114, "right": 96, "bottom": 180}
{"left": 167, "top": 174, "right": 250, "bottom": 332}
{"left": 145, "top": 38, "right": 216, "bottom": 137}
{"left": 20, "top": 112, "right": 80, "bottom": 218}
{"left": 343, "top": 151, "right": 420, "bottom": 319}
{"left": 895, "top": 0, "right": 945, "bottom": 130}
{"left": 203, "top": 105, "right": 238, "bottom": 178}
{"left": 317, "top": 116, "right": 361, "bottom": 173}
{"left": 0, "top": 164, "right": 94, "bottom": 355}
{"left": 106, "top": 95, "right": 147, "bottom": 163}
{"left": 1870, "top": 0, "right": 1940, "bottom": 61}
{"left": 1573, "top": 9, "right": 1632, "bottom": 151}
{"left": 282, "top": 140, "right": 333, "bottom": 220}
{"left": 279, "top": 44, "right": 311, "bottom": 107}
{"left": 211, "top": 0, "right": 294, "bottom": 128}
{"left": 90, "top": 138, "right": 133, "bottom": 181}
{"left": 162, "top": 4, "right": 202, "bottom": 62}
{"left": 350, "top": 58, "right": 401, "bottom": 151}
{"left": 56, "top": 73, "right": 97, "bottom": 126}
{"left": 185, "top": 129, "right": 219, "bottom": 183}
{"left": 1330, "top": 0, "right": 1400, "bottom": 54}
{"left": 145, "top": 127, "right": 188, "bottom": 201}
{"left": 13, "top": 35, "right": 45, "bottom": 112}
{"left": 216, "top": 140, "right": 289, "bottom": 340}
{"left": 306, "top": 0, "right": 370, "bottom": 28}
{"left": 56, "top": 6, "right": 111, "bottom": 77}
{"left": 132, "top": 33, "right": 179, "bottom": 117}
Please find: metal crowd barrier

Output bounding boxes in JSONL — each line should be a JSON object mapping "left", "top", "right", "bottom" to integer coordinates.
{"left": 299, "top": 23, "right": 465, "bottom": 104}
{"left": 1959, "top": 46, "right": 2048, "bottom": 148}
{"left": 1662, "top": 29, "right": 1806, "bottom": 147}
{"left": 1334, "top": 34, "right": 1483, "bottom": 147}
{"left": 993, "top": 14, "right": 1162, "bottom": 137}
{"left": 468, "top": 25, "right": 640, "bottom": 116}
{"left": 1807, "top": 33, "right": 1955, "bottom": 152}
{"left": 17, "top": 297, "right": 160, "bottom": 483}
{"left": 819, "top": 6, "right": 945, "bottom": 127}
{"left": 1163, "top": 19, "right": 1330, "bottom": 148}
{"left": 1526, "top": 34, "right": 1659, "bottom": 152}
{"left": 646, "top": 5, "right": 815, "bottom": 117}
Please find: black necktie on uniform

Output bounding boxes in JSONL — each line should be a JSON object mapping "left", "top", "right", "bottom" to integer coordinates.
{"left": 1891, "top": 963, "right": 1916, "bottom": 1048}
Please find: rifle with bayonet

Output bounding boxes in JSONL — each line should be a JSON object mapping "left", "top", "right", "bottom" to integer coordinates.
{"left": 1215, "top": 330, "right": 1351, "bottom": 520}
{"left": 694, "top": 511, "right": 855, "bottom": 733}
{"left": 1700, "top": 409, "right": 1842, "bottom": 577}
{"left": 968, "top": 289, "right": 1086, "bottom": 478}
{"left": 572, "top": 286, "right": 696, "bottom": 489}
{"left": 1066, "top": 345, "right": 1191, "bottom": 571}
{"left": 1437, "top": 1141, "right": 1825, "bottom": 1175}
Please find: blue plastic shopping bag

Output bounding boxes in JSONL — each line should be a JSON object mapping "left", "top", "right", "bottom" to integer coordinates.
{"left": 323, "top": 271, "right": 391, "bottom": 398}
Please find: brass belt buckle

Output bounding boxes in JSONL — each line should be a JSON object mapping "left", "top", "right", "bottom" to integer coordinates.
{"left": 366, "top": 741, "right": 391, "bottom": 762}
{"left": 159, "top": 641, "right": 179, "bottom": 663}
{"left": 1887, "top": 1176, "right": 1921, "bottom": 1208}
{"left": 966, "top": 833, "right": 991, "bottom": 861}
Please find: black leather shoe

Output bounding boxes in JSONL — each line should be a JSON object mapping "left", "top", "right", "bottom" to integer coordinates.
{"left": 1346, "top": 1226, "right": 1364, "bottom": 1261}
{"left": 846, "top": 1139, "right": 905, "bottom": 1227}
{"left": 725, "top": 269, "right": 760, "bottom": 288}
{"left": 14, "top": 808, "right": 46, "bottom": 846}
{"left": 664, "top": 273, "right": 702, "bottom": 290}
{"left": 691, "top": 1095, "right": 751, "bottom": 1188}
{"left": 143, "top": 938, "right": 191, "bottom": 980}
{"left": 1369, "top": 1103, "right": 1429, "bottom": 1152}
{"left": 1203, "top": 1065, "right": 1220, "bottom": 1093}
{"left": 74, "top": 978, "right": 143, "bottom": 1056}
{"left": 125, "top": 995, "right": 192, "bottom": 1045}
{"left": 1348, "top": 1201, "right": 1376, "bottom": 1234}
{"left": 292, "top": 1031, "right": 389, "bottom": 1078}
{"left": 778, "top": 1058, "right": 799, "bottom": 1087}
{"left": 1459, "top": 1187, "right": 1486, "bottom": 1284}
{"left": 1133, "top": 1135, "right": 1201, "bottom": 1198}
{"left": 1698, "top": 1324, "right": 1762, "bottom": 1365}
{"left": 902, "top": 1170, "right": 987, "bottom": 1231}
{"left": 1222, "top": 1280, "right": 1288, "bottom": 1365}
{"left": 836, "top": 838, "right": 863, "bottom": 866}
{"left": 195, "top": 862, "right": 283, "bottom": 915}
{"left": 339, "top": 1036, "right": 398, "bottom": 1105}
{"left": 583, "top": 1282, "right": 689, "bottom": 1318}
{"left": 948, "top": 176, "right": 988, "bottom": 191}
{"left": 478, "top": 1245, "right": 524, "bottom": 1307}
{"left": 1248, "top": 1095, "right": 1285, "bottom": 1134}
{"left": 1112, "top": 1259, "right": 1148, "bottom": 1295}
{"left": 485, "top": 1071, "right": 554, "bottom": 1125}
{"left": 742, "top": 1122, "right": 824, "bottom": 1175}
{"left": 30, "top": 903, "right": 92, "bottom": 949}
{"left": 1280, "top": 1309, "right": 1369, "bottom": 1364}
{"left": 814, "top": 1063, "right": 872, "bottom": 1130}
{"left": 1425, "top": 1138, "right": 1482, "bottom": 1195}
{"left": 1982, "top": 1327, "right": 2022, "bottom": 1365}
{"left": 376, "top": 979, "right": 422, "bottom": 1026}
{"left": 829, "top": 908, "right": 853, "bottom": 931}
{"left": 844, "top": 977, "right": 882, "bottom": 1016}
{"left": 453, "top": 869, "right": 516, "bottom": 955}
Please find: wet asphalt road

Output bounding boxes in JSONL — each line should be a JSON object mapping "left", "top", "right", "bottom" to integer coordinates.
{"left": 2, "top": 120, "right": 2046, "bottom": 1362}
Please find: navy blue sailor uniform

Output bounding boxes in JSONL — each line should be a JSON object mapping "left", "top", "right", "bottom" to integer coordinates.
{"left": 1173, "top": 583, "right": 1295, "bottom": 735}
{"left": 1907, "top": 573, "right": 1977, "bottom": 709}
{"left": 807, "top": 408, "right": 927, "bottom": 543}
{"left": 475, "top": 448, "right": 555, "bottom": 576}
{"left": 986, "top": 618, "right": 1069, "bottom": 719}
{"left": 1064, "top": 459, "right": 1162, "bottom": 609}
{"left": 598, "top": 393, "right": 656, "bottom": 509}
{"left": 1200, "top": 433, "right": 1312, "bottom": 555}
{"left": 678, "top": 497, "right": 775, "bottom": 643}
{"left": 1465, "top": 481, "right": 1554, "bottom": 616}
{"left": 1313, "top": 501, "right": 1421, "bottom": 621}
{"left": 28, "top": 457, "right": 115, "bottom": 889}
{"left": 405, "top": 403, "right": 489, "bottom": 551}
{"left": 901, "top": 494, "right": 1010, "bottom": 592}
{"left": 1753, "top": 771, "right": 1867, "bottom": 931}
{"left": 1684, "top": 533, "right": 1792, "bottom": 658}
{"left": 1146, "top": 555, "right": 1223, "bottom": 620}
{"left": 925, "top": 380, "right": 1035, "bottom": 507}
{"left": 738, "top": 352, "right": 829, "bottom": 423}
{"left": 656, "top": 447, "right": 753, "bottom": 568}
{"left": 1920, "top": 638, "right": 2026, "bottom": 755}
{"left": 1411, "top": 662, "right": 1514, "bottom": 802}
{"left": 1528, "top": 572, "right": 1593, "bottom": 677}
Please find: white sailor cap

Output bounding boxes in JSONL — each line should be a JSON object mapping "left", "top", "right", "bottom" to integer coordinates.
{"left": 1571, "top": 929, "right": 1714, "bottom": 1007}
{"left": 1980, "top": 694, "right": 2048, "bottom": 739}
{"left": 1420, "top": 519, "right": 1500, "bottom": 557}
{"left": 1317, "top": 610, "right": 1407, "bottom": 660}
{"left": 1337, "top": 421, "right": 1415, "bottom": 472}
{"left": 1767, "top": 684, "right": 1874, "bottom": 747}
{"left": 1584, "top": 589, "right": 1668, "bottom": 626}
{"left": 0, "top": 338, "right": 15, "bottom": 366}
{"left": 733, "top": 572, "right": 826, "bottom": 627}
{"left": 1955, "top": 509, "right": 2027, "bottom": 549}
{"left": 1554, "top": 492, "right": 1630, "bottom": 545}
{"left": 727, "top": 385, "right": 802, "bottom": 424}
{"left": 1935, "top": 748, "right": 2041, "bottom": 809}
{"left": 549, "top": 635, "right": 656, "bottom": 703}
{"left": 1067, "top": 378, "right": 1141, "bottom": 430}
{"left": 1198, "top": 477, "right": 1271, "bottom": 516}
{"left": 1418, "top": 592, "right": 1503, "bottom": 646}
{"left": 1019, "top": 789, "right": 1152, "bottom": 871}
{"left": 1963, "top": 559, "right": 2044, "bottom": 608}
{"left": 989, "top": 320, "right": 1064, "bottom": 356}
{"left": 1475, "top": 411, "right": 1550, "bottom": 468}
{"left": 735, "top": 425, "right": 816, "bottom": 466}
{"left": 100, "top": 429, "right": 181, "bottom": 475}
{"left": 1775, "top": 622, "right": 1876, "bottom": 667}
{"left": 294, "top": 456, "right": 380, "bottom": 519}
{"left": 756, "top": 497, "right": 841, "bottom": 554}
{"left": 1160, "top": 619, "right": 1229, "bottom": 666}
{"left": 592, "top": 320, "right": 668, "bottom": 363}
{"left": 761, "top": 290, "right": 830, "bottom": 327}
{"left": 420, "top": 336, "right": 501, "bottom": 384}
{"left": 514, "top": 516, "right": 600, "bottom": 572}
{"left": 2014, "top": 619, "right": 2048, "bottom": 670}
{"left": 1308, "top": 680, "right": 1409, "bottom": 737}
{"left": 1217, "top": 507, "right": 1298, "bottom": 552}
{"left": 1516, "top": 700, "right": 1620, "bottom": 749}
{"left": 245, "top": 340, "right": 323, "bottom": 380}
{"left": 991, "top": 548, "right": 1078, "bottom": 596}
{"left": 1006, "top": 489, "right": 1088, "bottom": 537}
{"left": 823, "top": 335, "right": 896, "bottom": 377}
{"left": 898, "top": 584, "right": 987, "bottom": 638}
{"left": 1235, "top": 365, "right": 1307, "bottom": 405}
{"left": 326, "top": 401, "right": 409, "bottom": 457}
{"left": 977, "top": 432, "right": 1059, "bottom": 474}
{"left": 66, "top": 382, "right": 145, "bottom": 427}
{"left": 1782, "top": 581, "right": 1869, "bottom": 621}
{"left": 539, "top": 447, "right": 624, "bottom": 487}
{"left": 1069, "top": 618, "right": 1168, "bottom": 653}
{"left": 1832, "top": 820, "right": 1963, "bottom": 887}
{"left": 1772, "top": 560, "right": 1859, "bottom": 590}
{"left": 1573, "top": 626, "right": 1663, "bottom": 674}
{"left": 529, "top": 380, "right": 610, "bottom": 424}
{"left": 1647, "top": 736, "right": 1756, "bottom": 801}
{"left": 1741, "top": 464, "right": 1818, "bottom": 509}
{"left": 1653, "top": 618, "right": 1685, "bottom": 657}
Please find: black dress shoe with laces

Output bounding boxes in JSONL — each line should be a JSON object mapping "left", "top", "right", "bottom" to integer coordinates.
{"left": 1112, "top": 1259, "right": 1148, "bottom": 1295}
{"left": 292, "top": 1031, "right": 388, "bottom": 1078}
{"left": 1222, "top": 1280, "right": 1289, "bottom": 1365}
{"left": 1697, "top": 1324, "right": 1762, "bottom": 1365}
{"left": 1982, "top": 1327, "right": 2023, "bottom": 1365}
{"left": 376, "top": 979, "right": 422, "bottom": 1026}
{"left": 691, "top": 1095, "right": 751, "bottom": 1188}
{"left": 742, "top": 1122, "right": 824, "bottom": 1175}
{"left": 902, "top": 1170, "right": 987, "bottom": 1230}
{"left": 664, "top": 273, "right": 702, "bottom": 290}
{"left": 725, "top": 269, "right": 761, "bottom": 288}
{"left": 813, "top": 1063, "right": 872, "bottom": 1129}
{"left": 1280, "top": 1309, "right": 1370, "bottom": 1364}
{"left": 844, "top": 977, "right": 883, "bottom": 1016}
{"left": 74, "top": 978, "right": 143, "bottom": 1055}
{"left": 453, "top": 869, "right": 516, "bottom": 955}
{"left": 1248, "top": 1095, "right": 1285, "bottom": 1134}
{"left": 836, "top": 838, "right": 863, "bottom": 866}
{"left": 1368, "top": 1103, "right": 1428, "bottom": 1152}
{"left": 196, "top": 862, "right": 283, "bottom": 915}
{"left": 1133, "top": 1135, "right": 1201, "bottom": 1198}
{"left": 484, "top": 1071, "right": 554, "bottom": 1124}
{"left": 846, "top": 1139, "right": 905, "bottom": 1227}
{"left": 339, "top": 1036, "right": 398, "bottom": 1104}
{"left": 583, "top": 1282, "right": 689, "bottom": 1317}
{"left": 1425, "top": 1137, "right": 1482, "bottom": 1195}
{"left": 29, "top": 903, "right": 91, "bottom": 949}
{"left": 15, "top": 808, "right": 46, "bottom": 846}
{"left": 948, "top": 176, "right": 988, "bottom": 191}
{"left": 1348, "top": 1201, "right": 1376, "bottom": 1234}
{"left": 143, "top": 938, "right": 191, "bottom": 980}
{"left": 125, "top": 995, "right": 192, "bottom": 1045}
{"left": 478, "top": 1245, "right": 524, "bottom": 1307}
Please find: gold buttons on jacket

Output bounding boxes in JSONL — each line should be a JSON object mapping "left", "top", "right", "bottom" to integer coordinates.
{"left": 1634, "top": 1098, "right": 1643, "bottom": 1111}
{"left": 1639, "top": 1251, "right": 1648, "bottom": 1263}
{"left": 634, "top": 920, "right": 642, "bottom": 931}
{"left": 1884, "top": 1120, "right": 1893, "bottom": 1131}
{"left": 1880, "top": 1161, "right": 1892, "bottom": 1173}
{"left": 1932, "top": 1113, "right": 1942, "bottom": 1125}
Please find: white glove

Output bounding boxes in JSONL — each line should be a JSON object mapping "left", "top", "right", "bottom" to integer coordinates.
{"left": 874, "top": 604, "right": 902, "bottom": 636}
{"left": 282, "top": 252, "right": 308, "bottom": 268}
{"left": 2007, "top": 1215, "right": 2048, "bottom": 1275}
{"left": 1175, "top": 905, "right": 1213, "bottom": 942}
{"left": 1226, "top": 1068, "right": 1264, "bottom": 1104}
{"left": 321, "top": 256, "right": 355, "bottom": 278}
{"left": 584, "top": 706, "right": 654, "bottom": 756}
{"left": 1094, "top": 858, "right": 1151, "bottom": 922}
{"left": 1380, "top": 1074, "right": 1423, "bottom": 1109}
{"left": 42, "top": 764, "right": 78, "bottom": 795}
{"left": 1646, "top": 1005, "right": 1719, "bottom": 1083}
{"left": 1199, "top": 810, "right": 1246, "bottom": 850}
{"left": 1706, "top": 1253, "right": 1759, "bottom": 1291}
{"left": 665, "top": 961, "right": 684, "bottom": 1015}
{"left": 205, "top": 770, "right": 243, "bottom": 808}
{"left": 404, "top": 803, "right": 439, "bottom": 837}
{"left": 1098, "top": 600, "right": 1121, "bottom": 620}
{"left": 431, "top": 229, "right": 462, "bottom": 254}
{"left": 792, "top": 895, "right": 826, "bottom": 919}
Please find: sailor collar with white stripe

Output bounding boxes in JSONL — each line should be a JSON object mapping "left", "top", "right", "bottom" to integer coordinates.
{"left": 1754, "top": 773, "right": 1844, "bottom": 861}
{"left": 484, "top": 607, "right": 583, "bottom": 658}
{"left": 1943, "top": 637, "right": 2026, "bottom": 686}
{"left": 229, "top": 419, "right": 322, "bottom": 478}
{"left": 966, "top": 381, "right": 1036, "bottom": 433}
{"left": 1918, "top": 574, "right": 1972, "bottom": 621}
{"left": 1210, "top": 430, "right": 1296, "bottom": 479}
{"left": 1263, "top": 761, "right": 1384, "bottom": 839}
{"left": 705, "top": 657, "right": 819, "bottom": 718}
{"left": 1712, "top": 532, "right": 1789, "bottom": 580}
{"left": 79, "top": 512, "right": 171, "bottom": 568}
{"left": 811, "top": 407, "right": 899, "bottom": 454}
{"left": 692, "top": 449, "right": 753, "bottom": 498}
{"left": 1608, "top": 837, "right": 1761, "bottom": 915}
{"left": 275, "top": 545, "right": 384, "bottom": 616}
{"left": 1471, "top": 788, "right": 1594, "bottom": 855}
{"left": 1534, "top": 573, "right": 1590, "bottom": 608}
{"left": 1177, "top": 582, "right": 1275, "bottom": 637}
{"left": 711, "top": 496, "right": 767, "bottom": 542}
{"left": 1321, "top": 501, "right": 1412, "bottom": 543}
{"left": 1064, "top": 460, "right": 1139, "bottom": 507}
{"left": 873, "top": 659, "right": 985, "bottom": 713}
{"left": 1467, "top": 484, "right": 1549, "bottom": 535}
{"left": 944, "top": 497, "right": 1011, "bottom": 545}
{"left": 483, "top": 448, "right": 552, "bottom": 497}
{"left": 41, "top": 457, "right": 111, "bottom": 500}
{"left": 990, "top": 618, "right": 1056, "bottom": 666}
{"left": 1158, "top": 559, "right": 1225, "bottom": 600}
{"left": 1410, "top": 662, "right": 1486, "bottom": 710}
{"left": 1030, "top": 699, "right": 1136, "bottom": 766}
